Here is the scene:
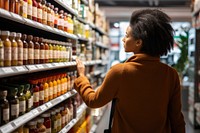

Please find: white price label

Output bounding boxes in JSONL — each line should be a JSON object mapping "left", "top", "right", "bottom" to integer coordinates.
{"left": 54, "top": 63, "right": 59, "bottom": 66}
{"left": 25, "top": 18, "right": 34, "bottom": 25}
{"left": 0, "top": 124, "right": 13, "bottom": 133}
{"left": 13, "top": 116, "right": 26, "bottom": 126}
{"left": 28, "top": 65, "right": 37, "bottom": 70}
{"left": 46, "top": 64, "right": 53, "bottom": 68}
{"left": 60, "top": 62, "right": 64, "bottom": 66}
{"left": 2, "top": 67, "right": 13, "bottom": 73}
{"left": 37, "top": 64, "right": 44, "bottom": 69}
{"left": 65, "top": 93, "right": 70, "bottom": 98}
{"left": 40, "top": 105, "right": 47, "bottom": 111}
{"left": 60, "top": 96, "right": 64, "bottom": 101}
{"left": 37, "top": 22, "right": 44, "bottom": 29}
{"left": 15, "top": 66, "right": 25, "bottom": 71}
{"left": 32, "top": 109, "right": 39, "bottom": 115}
{"left": 46, "top": 102, "right": 52, "bottom": 107}
{"left": 22, "top": 112, "right": 33, "bottom": 121}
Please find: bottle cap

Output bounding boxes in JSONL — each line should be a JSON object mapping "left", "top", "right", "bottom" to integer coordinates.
{"left": 0, "top": 90, "right": 7, "bottom": 97}
{"left": 16, "top": 33, "right": 22, "bottom": 38}
{"left": 10, "top": 32, "right": 16, "bottom": 37}
{"left": 1, "top": 31, "right": 10, "bottom": 36}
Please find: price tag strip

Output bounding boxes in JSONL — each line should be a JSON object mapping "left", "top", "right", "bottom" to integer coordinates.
{"left": 2, "top": 67, "right": 14, "bottom": 73}
{"left": 36, "top": 64, "right": 44, "bottom": 69}
{"left": 0, "top": 123, "right": 13, "bottom": 133}
{"left": 27, "top": 65, "right": 37, "bottom": 70}
{"left": 15, "top": 66, "right": 26, "bottom": 72}
{"left": 10, "top": 12, "right": 24, "bottom": 23}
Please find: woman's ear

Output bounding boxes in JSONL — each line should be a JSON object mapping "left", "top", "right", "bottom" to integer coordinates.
{"left": 136, "top": 39, "right": 142, "bottom": 47}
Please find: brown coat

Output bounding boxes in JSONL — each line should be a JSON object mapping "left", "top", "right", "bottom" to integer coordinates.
{"left": 74, "top": 54, "right": 185, "bottom": 133}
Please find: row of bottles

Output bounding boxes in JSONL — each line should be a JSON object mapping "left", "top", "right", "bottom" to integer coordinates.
{"left": 0, "top": 71, "right": 77, "bottom": 126}
{"left": 0, "top": 30, "right": 73, "bottom": 67}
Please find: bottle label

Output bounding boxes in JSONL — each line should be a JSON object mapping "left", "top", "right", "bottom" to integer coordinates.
{"left": 53, "top": 120, "right": 57, "bottom": 129}
{"left": 28, "top": 98, "right": 32, "bottom": 108}
{"left": 65, "top": 114, "right": 68, "bottom": 123}
{"left": 22, "top": 2, "right": 28, "bottom": 17}
{"left": 34, "top": 49, "right": 40, "bottom": 59}
{"left": 53, "top": 50, "right": 57, "bottom": 59}
{"left": 33, "top": 92, "right": 39, "bottom": 102}
{"left": 32, "top": 6, "right": 37, "bottom": 18}
{"left": 54, "top": 17, "right": 58, "bottom": 25}
{"left": 0, "top": 46, "right": 4, "bottom": 60}
{"left": 40, "top": 50, "right": 45, "bottom": 59}
{"left": 47, "top": 13, "right": 51, "bottom": 22}
{"left": 23, "top": 48, "right": 28, "bottom": 60}
{"left": 12, "top": 47, "right": 18, "bottom": 60}
{"left": 45, "top": 50, "right": 49, "bottom": 59}
{"left": 39, "top": 90, "right": 44, "bottom": 100}
{"left": 19, "top": 100, "right": 26, "bottom": 113}
{"left": 64, "top": 21, "right": 68, "bottom": 28}
{"left": 68, "top": 23, "right": 74, "bottom": 31}
{"left": 51, "top": 14, "right": 54, "bottom": 22}
{"left": 66, "top": 50, "right": 69, "bottom": 59}
{"left": 43, "top": 11, "right": 47, "bottom": 20}
{"left": 28, "top": 4, "right": 32, "bottom": 16}
{"left": 18, "top": 47, "right": 23, "bottom": 60}
{"left": 61, "top": 83, "right": 65, "bottom": 93}
{"left": 11, "top": 104, "right": 19, "bottom": 117}
{"left": 28, "top": 48, "right": 34, "bottom": 59}
{"left": 4, "top": 47, "right": 11, "bottom": 60}
{"left": 57, "top": 84, "right": 61, "bottom": 94}
{"left": 44, "top": 88, "right": 48, "bottom": 99}
{"left": 3, "top": 108, "right": 9, "bottom": 121}
{"left": 38, "top": 9, "right": 43, "bottom": 19}
{"left": 57, "top": 118, "right": 61, "bottom": 127}
{"left": 49, "top": 50, "right": 53, "bottom": 58}
{"left": 30, "top": 96, "right": 33, "bottom": 107}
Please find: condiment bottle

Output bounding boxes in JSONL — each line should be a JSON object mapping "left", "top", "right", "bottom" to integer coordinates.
{"left": 41, "top": 112, "right": 51, "bottom": 133}
{"left": 60, "top": 74, "right": 65, "bottom": 95}
{"left": 46, "top": 3, "right": 51, "bottom": 27}
{"left": 38, "top": 78, "right": 44, "bottom": 105}
{"left": 56, "top": 44, "right": 61, "bottom": 62}
{"left": 67, "top": 99, "right": 73, "bottom": 120}
{"left": 33, "top": 37, "right": 40, "bottom": 64}
{"left": 43, "top": 78, "right": 49, "bottom": 103}
{"left": 27, "top": 120, "right": 37, "bottom": 133}
{"left": 51, "top": 110, "right": 57, "bottom": 133}
{"left": 39, "top": 37, "right": 45, "bottom": 63}
{"left": 53, "top": 76, "right": 57, "bottom": 98}
{"left": 20, "top": 0, "right": 28, "bottom": 18}
{"left": 15, "top": 0, "right": 20, "bottom": 14}
{"left": 72, "top": 98, "right": 77, "bottom": 118}
{"left": 63, "top": 12, "right": 68, "bottom": 32}
{"left": 37, "top": 118, "right": 46, "bottom": 133}
{"left": 17, "top": 85, "right": 26, "bottom": 116}
{"left": 67, "top": 72, "right": 71, "bottom": 91}
{"left": 56, "top": 75, "right": 61, "bottom": 97}
{"left": 44, "top": 39, "right": 49, "bottom": 63}
{"left": 48, "top": 40, "right": 53, "bottom": 63}
{"left": 9, "top": 0, "right": 15, "bottom": 13}
{"left": 4, "top": 0, "right": 9, "bottom": 11}
{"left": 41, "top": 0, "right": 47, "bottom": 25}
{"left": 22, "top": 34, "right": 28, "bottom": 65}
{"left": 0, "top": 90, "right": 9, "bottom": 126}
{"left": 1, "top": 31, "right": 11, "bottom": 67}
{"left": 64, "top": 104, "right": 70, "bottom": 124}
{"left": 27, "top": 0, "right": 33, "bottom": 19}
{"left": 27, "top": 35, "right": 34, "bottom": 64}
{"left": 32, "top": 0, "right": 38, "bottom": 21}
{"left": 0, "top": 0, "right": 4, "bottom": 9}
{"left": 7, "top": 87, "right": 19, "bottom": 120}
{"left": 0, "top": 31, "right": 4, "bottom": 67}
{"left": 58, "top": 10, "right": 64, "bottom": 31}
{"left": 36, "top": 0, "right": 42, "bottom": 23}
{"left": 16, "top": 33, "right": 23, "bottom": 66}
{"left": 67, "top": 14, "right": 73, "bottom": 34}
{"left": 29, "top": 80, "right": 39, "bottom": 108}
{"left": 23, "top": 84, "right": 32, "bottom": 112}
{"left": 50, "top": 4, "right": 55, "bottom": 27}
{"left": 63, "top": 74, "right": 67, "bottom": 93}
{"left": 52, "top": 42, "right": 57, "bottom": 62}
{"left": 54, "top": 7, "right": 59, "bottom": 29}
{"left": 56, "top": 108, "right": 62, "bottom": 131}
{"left": 10, "top": 32, "right": 18, "bottom": 66}
{"left": 60, "top": 107, "right": 66, "bottom": 128}
{"left": 48, "top": 76, "right": 53, "bottom": 100}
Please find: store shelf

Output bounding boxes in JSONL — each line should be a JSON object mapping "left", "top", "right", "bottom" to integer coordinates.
{"left": 77, "top": 17, "right": 88, "bottom": 25}
{"left": 95, "top": 27, "right": 107, "bottom": 36}
{"left": 0, "top": 89, "right": 77, "bottom": 133}
{"left": 77, "top": 35, "right": 89, "bottom": 42}
{"left": 59, "top": 103, "right": 87, "bottom": 133}
{"left": 0, "top": 60, "right": 102, "bottom": 78}
{"left": 96, "top": 42, "right": 109, "bottom": 49}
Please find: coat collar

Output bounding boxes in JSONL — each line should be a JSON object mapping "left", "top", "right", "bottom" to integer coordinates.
{"left": 125, "top": 53, "right": 160, "bottom": 63}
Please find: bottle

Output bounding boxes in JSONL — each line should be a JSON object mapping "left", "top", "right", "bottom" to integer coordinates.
{"left": 56, "top": 44, "right": 60, "bottom": 62}
{"left": 48, "top": 40, "right": 53, "bottom": 63}
{"left": 67, "top": 73, "right": 71, "bottom": 91}
{"left": 67, "top": 99, "right": 73, "bottom": 120}
{"left": 38, "top": 79, "right": 44, "bottom": 105}
{"left": 0, "top": 31, "right": 4, "bottom": 67}
{"left": 60, "top": 107, "right": 66, "bottom": 128}
{"left": 17, "top": 85, "right": 26, "bottom": 116}
{"left": 33, "top": 37, "right": 40, "bottom": 64}
{"left": 0, "top": 0, "right": 4, "bottom": 9}
{"left": 54, "top": 7, "right": 59, "bottom": 29}
{"left": 4, "top": 0, "right": 9, "bottom": 11}
{"left": 1, "top": 31, "right": 11, "bottom": 67}
{"left": 52, "top": 42, "right": 57, "bottom": 62}
{"left": 7, "top": 87, "right": 19, "bottom": 120}
{"left": 27, "top": 0, "right": 32, "bottom": 19}
{"left": 43, "top": 78, "right": 49, "bottom": 103}
{"left": 48, "top": 76, "right": 53, "bottom": 100}
{"left": 37, "top": 118, "right": 46, "bottom": 133}
{"left": 27, "top": 35, "right": 34, "bottom": 64}
{"left": 60, "top": 74, "right": 65, "bottom": 95}
{"left": 46, "top": 3, "right": 51, "bottom": 27}
{"left": 63, "top": 74, "right": 67, "bottom": 93}
{"left": 67, "top": 14, "right": 73, "bottom": 34}
{"left": 56, "top": 75, "right": 61, "bottom": 97}
{"left": 16, "top": 33, "right": 23, "bottom": 66}
{"left": 72, "top": 98, "right": 77, "bottom": 118}
{"left": 32, "top": 0, "right": 38, "bottom": 21}
{"left": 51, "top": 110, "right": 57, "bottom": 133}
{"left": 0, "top": 90, "right": 9, "bottom": 126}
{"left": 15, "top": 0, "right": 20, "bottom": 14}
{"left": 63, "top": 12, "right": 68, "bottom": 32}
{"left": 53, "top": 76, "right": 57, "bottom": 98}
{"left": 37, "top": 0, "right": 42, "bottom": 23}
{"left": 22, "top": 34, "right": 28, "bottom": 65}
{"left": 27, "top": 120, "right": 37, "bottom": 133}
{"left": 44, "top": 39, "right": 49, "bottom": 63}
{"left": 41, "top": 0, "right": 47, "bottom": 25}
{"left": 9, "top": 0, "right": 15, "bottom": 13}
{"left": 56, "top": 108, "right": 61, "bottom": 131}
{"left": 23, "top": 84, "right": 32, "bottom": 112}
{"left": 41, "top": 112, "right": 51, "bottom": 133}
{"left": 20, "top": 0, "right": 28, "bottom": 18}
{"left": 50, "top": 4, "right": 55, "bottom": 28}
{"left": 29, "top": 80, "right": 39, "bottom": 108}
{"left": 58, "top": 10, "right": 64, "bottom": 31}
{"left": 39, "top": 37, "right": 45, "bottom": 63}
{"left": 10, "top": 32, "right": 18, "bottom": 66}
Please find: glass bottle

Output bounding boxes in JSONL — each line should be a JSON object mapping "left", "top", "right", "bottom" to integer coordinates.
{"left": 0, "top": 31, "right": 4, "bottom": 67}
{"left": 48, "top": 40, "right": 53, "bottom": 63}
{"left": 67, "top": 72, "right": 71, "bottom": 91}
{"left": 9, "top": 0, "right": 15, "bottom": 13}
{"left": 67, "top": 99, "right": 73, "bottom": 120}
{"left": 60, "top": 107, "right": 66, "bottom": 128}
{"left": 7, "top": 87, "right": 19, "bottom": 120}
{"left": 72, "top": 98, "right": 77, "bottom": 118}
{"left": 20, "top": 0, "right": 28, "bottom": 18}
{"left": 16, "top": 33, "right": 23, "bottom": 66}
{"left": 58, "top": 10, "right": 64, "bottom": 31}
{"left": 23, "top": 84, "right": 32, "bottom": 112}
{"left": 56, "top": 75, "right": 61, "bottom": 97}
{"left": 48, "top": 76, "right": 53, "bottom": 100}
{"left": 41, "top": 112, "right": 51, "bottom": 133}
{"left": 27, "top": 0, "right": 32, "bottom": 19}
{"left": 63, "top": 12, "right": 68, "bottom": 32}
{"left": 4, "top": 0, "right": 9, "bottom": 11}
{"left": 27, "top": 120, "right": 37, "bottom": 133}
{"left": 17, "top": 85, "right": 26, "bottom": 116}
{"left": 33, "top": 37, "right": 40, "bottom": 64}
{"left": 0, "top": 0, "right": 4, "bottom": 9}
{"left": 39, "top": 37, "right": 45, "bottom": 63}
{"left": 32, "top": 0, "right": 38, "bottom": 21}
{"left": 38, "top": 79, "right": 44, "bottom": 105}
{"left": 27, "top": 35, "right": 34, "bottom": 64}
{"left": 56, "top": 108, "right": 61, "bottom": 131}
{"left": 50, "top": 4, "right": 55, "bottom": 28}
{"left": 36, "top": 0, "right": 42, "bottom": 23}
{"left": 46, "top": 3, "right": 51, "bottom": 27}
{"left": 53, "top": 76, "right": 57, "bottom": 99}
{"left": 22, "top": 34, "right": 28, "bottom": 65}
{"left": 56, "top": 44, "right": 60, "bottom": 62}
{"left": 60, "top": 74, "right": 65, "bottom": 95}
{"left": 29, "top": 80, "right": 39, "bottom": 108}
{"left": 54, "top": 7, "right": 59, "bottom": 29}
{"left": 43, "top": 78, "right": 49, "bottom": 103}
{"left": 63, "top": 74, "right": 67, "bottom": 93}
{"left": 10, "top": 32, "right": 18, "bottom": 66}
{"left": 44, "top": 39, "right": 49, "bottom": 63}
{"left": 37, "top": 118, "right": 46, "bottom": 132}
{"left": 15, "top": 0, "right": 20, "bottom": 14}
{"left": 1, "top": 31, "right": 11, "bottom": 67}
{"left": 51, "top": 110, "right": 57, "bottom": 133}
{"left": 41, "top": 0, "right": 47, "bottom": 25}
{"left": 0, "top": 90, "right": 9, "bottom": 126}
{"left": 53, "top": 42, "right": 57, "bottom": 62}
{"left": 67, "top": 14, "right": 73, "bottom": 34}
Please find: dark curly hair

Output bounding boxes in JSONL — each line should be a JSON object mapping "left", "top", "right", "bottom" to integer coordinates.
{"left": 129, "top": 9, "right": 174, "bottom": 57}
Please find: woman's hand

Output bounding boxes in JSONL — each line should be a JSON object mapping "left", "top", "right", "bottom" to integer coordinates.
{"left": 76, "top": 58, "right": 85, "bottom": 77}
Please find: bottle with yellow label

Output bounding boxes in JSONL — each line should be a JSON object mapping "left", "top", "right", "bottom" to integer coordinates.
{"left": 10, "top": 32, "right": 18, "bottom": 66}
{"left": 1, "top": 31, "right": 11, "bottom": 67}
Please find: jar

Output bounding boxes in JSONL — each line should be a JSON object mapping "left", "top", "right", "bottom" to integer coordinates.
{"left": 22, "top": 34, "right": 28, "bottom": 65}
{"left": 27, "top": 120, "right": 37, "bottom": 133}
{"left": 33, "top": 37, "right": 40, "bottom": 64}
{"left": 0, "top": 31, "right": 4, "bottom": 67}
{"left": 16, "top": 33, "right": 23, "bottom": 66}
{"left": 41, "top": 112, "right": 51, "bottom": 133}
{"left": 32, "top": 0, "right": 38, "bottom": 21}
{"left": 37, "top": 118, "right": 46, "bottom": 133}
{"left": 41, "top": 0, "right": 47, "bottom": 25}
{"left": 39, "top": 37, "right": 45, "bottom": 63}
{"left": 37, "top": 0, "right": 42, "bottom": 23}
{"left": 0, "top": 90, "right": 9, "bottom": 126}
{"left": 27, "top": 35, "right": 34, "bottom": 65}
{"left": 1, "top": 31, "right": 11, "bottom": 67}
{"left": 10, "top": 32, "right": 18, "bottom": 66}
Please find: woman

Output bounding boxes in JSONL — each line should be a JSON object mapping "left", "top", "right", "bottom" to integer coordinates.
{"left": 74, "top": 9, "right": 185, "bottom": 133}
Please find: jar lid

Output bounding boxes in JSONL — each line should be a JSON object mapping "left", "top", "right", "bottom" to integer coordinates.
{"left": 1, "top": 31, "right": 10, "bottom": 36}
{"left": 0, "top": 90, "right": 7, "bottom": 97}
{"left": 16, "top": 33, "right": 22, "bottom": 38}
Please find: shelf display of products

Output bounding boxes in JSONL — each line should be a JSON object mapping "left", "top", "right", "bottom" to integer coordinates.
{"left": 0, "top": 0, "right": 110, "bottom": 132}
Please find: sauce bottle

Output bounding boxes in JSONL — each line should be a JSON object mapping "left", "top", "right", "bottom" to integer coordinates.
{"left": 20, "top": 0, "right": 28, "bottom": 18}
{"left": 37, "top": 0, "right": 42, "bottom": 23}
{"left": 43, "top": 78, "right": 49, "bottom": 103}
{"left": 53, "top": 76, "right": 57, "bottom": 98}
{"left": 10, "top": 32, "right": 18, "bottom": 66}
{"left": 38, "top": 78, "right": 44, "bottom": 105}
{"left": 56, "top": 75, "right": 61, "bottom": 97}
{"left": 27, "top": 35, "right": 34, "bottom": 65}
{"left": 29, "top": 80, "right": 39, "bottom": 108}
{"left": 41, "top": 0, "right": 47, "bottom": 25}
{"left": 27, "top": 120, "right": 37, "bottom": 133}
{"left": 39, "top": 37, "right": 45, "bottom": 63}
{"left": 33, "top": 37, "right": 40, "bottom": 64}
{"left": 50, "top": 4, "right": 55, "bottom": 27}
{"left": 1, "top": 31, "right": 11, "bottom": 67}
{"left": 60, "top": 107, "right": 66, "bottom": 128}
{"left": 9, "top": 0, "right": 15, "bottom": 13}
{"left": 48, "top": 40, "right": 53, "bottom": 63}
{"left": 15, "top": 0, "right": 20, "bottom": 15}
{"left": 44, "top": 39, "right": 49, "bottom": 63}
{"left": 27, "top": 0, "right": 33, "bottom": 19}
{"left": 0, "top": 90, "right": 9, "bottom": 126}
{"left": 32, "top": 0, "right": 38, "bottom": 21}
{"left": 37, "top": 118, "right": 46, "bottom": 132}
{"left": 58, "top": 10, "right": 64, "bottom": 31}
{"left": 46, "top": 3, "right": 51, "bottom": 27}
{"left": 56, "top": 108, "right": 61, "bottom": 131}
{"left": 16, "top": 33, "right": 23, "bottom": 66}
{"left": 0, "top": 31, "right": 4, "bottom": 67}
{"left": 63, "top": 12, "right": 68, "bottom": 32}
{"left": 4, "top": 0, "right": 9, "bottom": 11}
{"left": 17, "top": 85, "right": 26, "bottom": 116}
{"left": 51, "top": 110, "right": 57, "bottom": 133}
{"left": 63, "top": 74, "right": 67, "bottom": 93}
{"left": 54, "top": 7, "right": 59, "bottom": 29}
{"left": 22, "top": 34, "right": 28, "bottom": 65}
{"left": 53, "top": 42, "right": 57, "bottom": 62}
{"left": 67, "top": 14, "right": 73, "bottom": 34}
{"left": 23, "top": 84, "right": 32, "bottom": 112}
{"left": 48, "top": 76, "right": 53, "bottom": 100}
{"left": 67, "top": 73, "right": 71, "bottom": 91}
{"left": 0, "top": 0, "right": 4, "bottom": 9}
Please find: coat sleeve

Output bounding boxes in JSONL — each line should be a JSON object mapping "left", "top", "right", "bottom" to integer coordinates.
{"left": 168, "top": 71, "right": 186, "bottom": 133}
{"left": 74, "top": 63, "right": 124, "bottom": 108}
